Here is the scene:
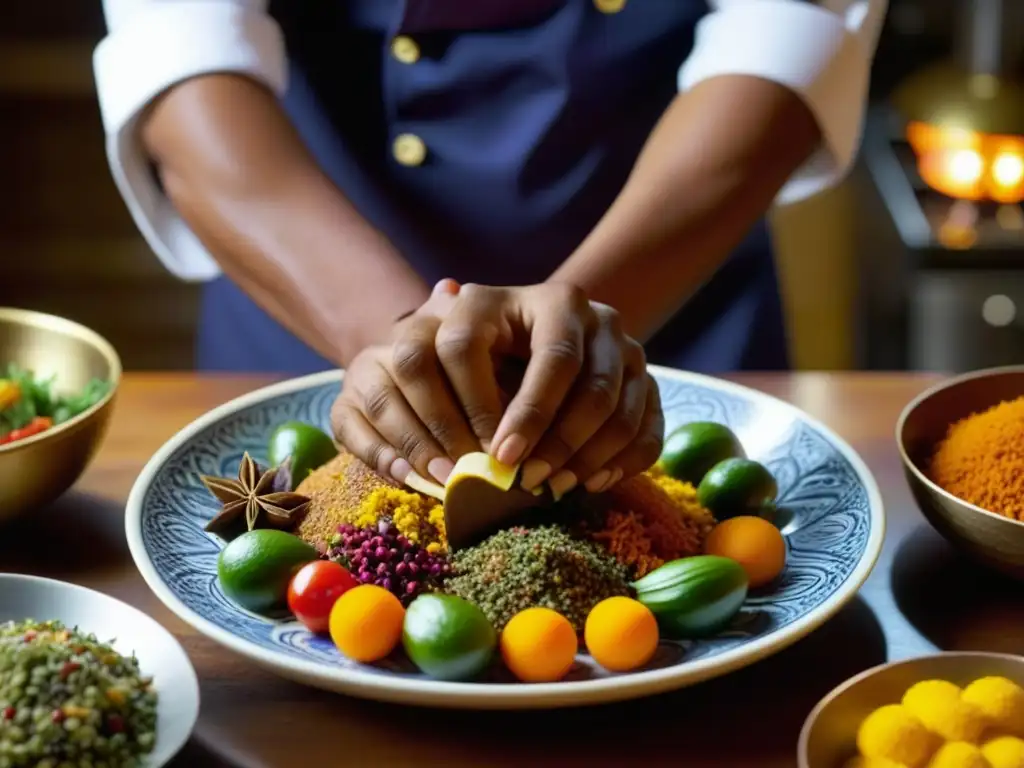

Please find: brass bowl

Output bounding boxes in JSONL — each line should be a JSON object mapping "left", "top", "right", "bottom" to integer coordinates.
{"left": 798, "top": 651, "right": 1024, "bottom": 768}
{"left": 896, "top": 366, "right": 1024, "bottom": 580}
{"left": 0, "top": 308, "right": 121, "bottom": 522}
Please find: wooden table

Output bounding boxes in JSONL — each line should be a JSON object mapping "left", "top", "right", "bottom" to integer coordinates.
{"left": 5, "top": 372, "right": 1022, "bottom": 767}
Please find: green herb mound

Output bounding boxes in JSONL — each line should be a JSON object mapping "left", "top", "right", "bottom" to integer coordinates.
{"left": 0, "top": 364, "right": 111, "bottom": 437}
{"left": 444, "top": 525, "right": 630, "bottom": 633}
{"left": 0, "top": 620, "right": 158, "bottom": 768}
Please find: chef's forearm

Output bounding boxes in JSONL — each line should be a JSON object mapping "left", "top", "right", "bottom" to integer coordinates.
{"left": 551, "top": 75, "right": 821, "bottom": 343}
{"left": 142, "top": 73, "right": 429, "bottom": 365}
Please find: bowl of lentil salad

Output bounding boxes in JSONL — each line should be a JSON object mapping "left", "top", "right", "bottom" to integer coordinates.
{"left": 126, "top": 366, "right": 884, "bottom": 709}
{"left": 0, "top": 574, "right": 199, "bottom": 766}
{"left": 897, "top": 366, "right": 1024, "bottom": 580}
{"left": 0, "top": 307, "right": 121, "bottom": 524}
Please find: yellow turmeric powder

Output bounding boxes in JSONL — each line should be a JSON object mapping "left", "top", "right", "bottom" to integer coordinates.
{"left": 353, "top": 487, "right": 447, "bottom": 553}
{"left": 296, "top": 450, "right": 445, "bottom": 550}
{"left": 929, "top": 396, "right": 1024, "bottom": 521}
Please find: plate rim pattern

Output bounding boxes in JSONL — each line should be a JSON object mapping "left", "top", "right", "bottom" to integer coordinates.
{"left": 124, "top": 366, "right": 885, "bottom": 708}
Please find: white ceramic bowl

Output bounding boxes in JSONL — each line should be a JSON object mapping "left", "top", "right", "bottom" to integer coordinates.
{"left": 0, "top": 574, "right": 199, "bottom": 766}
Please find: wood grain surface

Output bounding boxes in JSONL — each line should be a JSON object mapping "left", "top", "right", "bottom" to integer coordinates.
{"left": 5, "top": 372, "right": 1020, "bottom": 768}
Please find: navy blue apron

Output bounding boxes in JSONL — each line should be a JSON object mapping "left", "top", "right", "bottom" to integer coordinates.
{"left": 197, "top": 0, "right": 790, "bottom": 373}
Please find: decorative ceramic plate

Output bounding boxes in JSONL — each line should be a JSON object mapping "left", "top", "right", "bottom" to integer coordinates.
{"left": 125, "top": 367, "right": 884, "bottom": 709}
{"left": 0, "top": 574, "right": 200, "bottom": 765}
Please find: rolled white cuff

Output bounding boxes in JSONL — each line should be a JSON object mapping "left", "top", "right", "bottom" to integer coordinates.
{"left": 679, "top": 0, "right": 875, "bottom": 205}
{"left": 94, "top": 1, "right": 286, "bottom": 280}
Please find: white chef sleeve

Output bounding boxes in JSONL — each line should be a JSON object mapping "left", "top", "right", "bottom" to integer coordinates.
{"left": 679, "top": 0, "right": 888, "bottom": 205}
{"left": 93, "top": 0, "right": 287, "bottom": 280}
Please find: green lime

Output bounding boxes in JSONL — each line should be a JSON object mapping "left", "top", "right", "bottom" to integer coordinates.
{"left": 217, "top": 529, "right": 319, "bottom": 614}
{"left": 658, "top": 422, "right": 746, "bottom": 485}
{"left": 402, "top": 594, "right": 496, "bottom": 681}
{"left": 268, "top": 421, "right": 338, "bottom": 489}
{"left": 697, "top": 457, "right": 778, "bottom": 521}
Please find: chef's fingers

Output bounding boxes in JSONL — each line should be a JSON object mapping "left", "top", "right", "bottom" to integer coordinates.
{"left": 488, "top": 283, "right": 590, "bottom": 468}
{"left": 600, "top": 377, "right": 665, "bottom": 485}
{"left": 389, "top": 315, "right": 479, "bottom": 481}
{"left": 563, "top": 361, "right": 653, "bottom": 494}
{"left": 519, "top": 303, "right": 624, "bottom": 491}
{"left": 435, "top": 284, "right": 508, "bottom": 451}
{"left": 330, "top": 399, "right": 399, "bottom": 481}
{"left": 343, "top": 349, "right": 448, "bottom": 484}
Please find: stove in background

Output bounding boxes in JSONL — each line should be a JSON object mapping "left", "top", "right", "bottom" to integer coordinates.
{"left": 858, "top": 106, "right": 1024, "bottom": 372}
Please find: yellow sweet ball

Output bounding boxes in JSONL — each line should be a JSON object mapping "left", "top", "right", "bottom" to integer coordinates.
{"left": 963, "top": 677, "right": 1024, "bottom": 737}
{"left": 903, "top": 680, "right": 988, "bottom": 744}
{"left": 857, "top": 704, "right": 940, "bottom": 768}
{"left": 904, "top": 679, "right": 963, "bottom": 704}
{"left": 982, "top": 735, "right": 1024, "bottom": 768}
{"left": 844, "top": 757, "right": 911, "bottom": 768}
{"left": 925, "top": 742, "right": 990, "bottom": 768}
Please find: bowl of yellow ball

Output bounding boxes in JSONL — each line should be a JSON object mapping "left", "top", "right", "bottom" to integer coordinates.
{"left": 798, "top": 652, "right": 1024, "bottom": 768}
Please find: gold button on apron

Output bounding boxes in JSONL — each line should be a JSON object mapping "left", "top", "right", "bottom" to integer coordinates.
{"left": 593, "top": 0, "right": 626, "bottom": 12}
{"left": 391, "top": 35, "right": 421, "bottom": 64}
{"left": 393, "top": 133, "right": 427, "bottom": 167}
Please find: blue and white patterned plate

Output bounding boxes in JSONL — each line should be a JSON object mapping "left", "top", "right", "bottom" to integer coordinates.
{"left": 125, "top": 367, "right": 884, "bottom": 709}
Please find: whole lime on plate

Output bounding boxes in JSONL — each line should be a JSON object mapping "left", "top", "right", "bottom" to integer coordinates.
{"left": 632, "top": 555, "right": 749, "bottom": 638}
{"left": 698, "top": 457, "right": 778, "bottom": 521}
{"left": 402, "top": 593, "right": 497, "bottom": 681}
{"left": 217, "top": 529, "right": 318, "bottom": 613}
{"left": 267, "top": 421, "right": 338, "bottom": 489}
{"left": 658, "top": 422, "right": 746, "bottom": 485}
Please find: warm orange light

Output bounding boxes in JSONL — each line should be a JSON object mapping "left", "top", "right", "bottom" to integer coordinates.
{"left": 906, "top": 121, "right": 1024, "bottom": 203}
{"left": 948, "top": 149, "right": 984, "bottom": 184}
{"left": 993, "top": 153, "right": 1024, "bottom": 187}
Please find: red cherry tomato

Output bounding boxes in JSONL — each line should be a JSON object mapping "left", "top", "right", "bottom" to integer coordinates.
{"left": 287, "top": 561, "right": 358, "bottom": 633}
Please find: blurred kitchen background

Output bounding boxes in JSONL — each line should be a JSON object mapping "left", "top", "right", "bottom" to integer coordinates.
{"left": 2, "top": 0, "right": 1023, "bottom": 372}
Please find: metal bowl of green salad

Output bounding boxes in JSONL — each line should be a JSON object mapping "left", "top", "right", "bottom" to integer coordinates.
{"left": 0, "top": 308, "right": 121, "bottom": 522}
{"left": 0, "top": 574, "right": 199, "bottom": 767}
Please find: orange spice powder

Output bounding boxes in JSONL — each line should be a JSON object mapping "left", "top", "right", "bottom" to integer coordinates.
{"left": 929, "top": 395, "right": 1024, "bottom": 521}
{"left": 588, "top": 472, "right": 716, "bottom": 577}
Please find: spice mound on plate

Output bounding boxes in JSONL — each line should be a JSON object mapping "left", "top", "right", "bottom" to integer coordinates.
{"left": 0, "top": 619, "right": 158, "bottom": 767}
{"left": 928, "top": 396, "right": 1024, "bottom": 521}
{"left": 325, "top": 519, "right": 450, "bottom": 605}
{"left": 444, "top": 525, "right": 631, "bottom": 633}
{"left": 296, "top": 449, "right": 444, "bottom": 552}
{"left": 577, "top": 469, "right": 716, "bottom": 577}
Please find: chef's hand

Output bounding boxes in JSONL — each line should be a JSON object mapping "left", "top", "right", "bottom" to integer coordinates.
{"left": 332, "top": 281, "right": 664, "bottom": 497}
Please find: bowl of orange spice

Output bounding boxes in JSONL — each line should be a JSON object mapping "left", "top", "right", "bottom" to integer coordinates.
{"left": 897, "top": 366, "right": 1024, "bottom": 579}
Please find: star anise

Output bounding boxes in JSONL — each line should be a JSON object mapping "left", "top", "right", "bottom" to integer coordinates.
{"left": 200, "top": 452, "right": 311, "bottom": 535}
